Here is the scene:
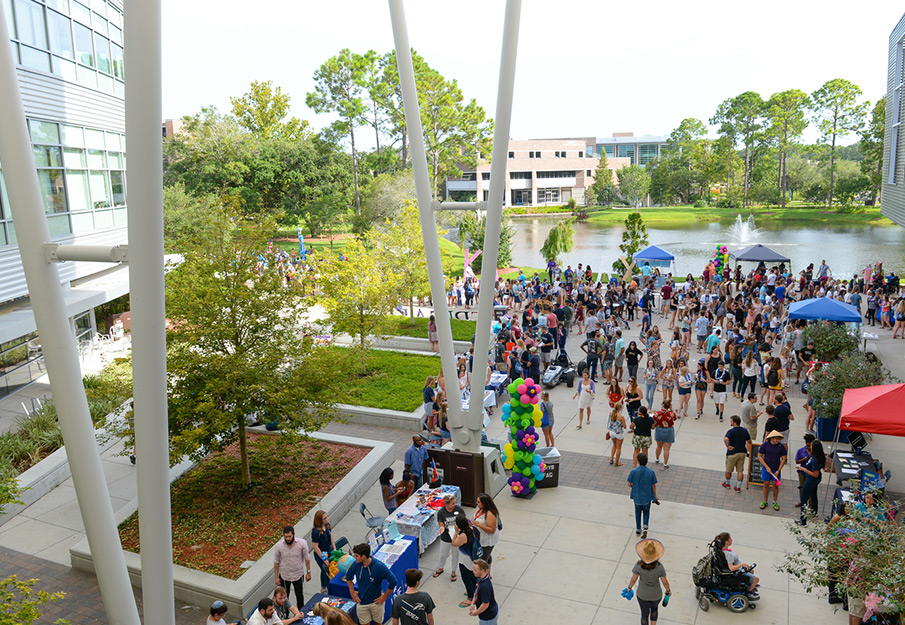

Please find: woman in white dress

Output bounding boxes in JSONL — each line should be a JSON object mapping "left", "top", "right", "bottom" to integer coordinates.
{"left": 573, "top": 369, "right": 596, "bottom": 429}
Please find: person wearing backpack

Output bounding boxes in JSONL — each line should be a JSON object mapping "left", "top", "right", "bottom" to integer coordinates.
{"left": 452, "top": 517, "right": 482, "bottom": 608}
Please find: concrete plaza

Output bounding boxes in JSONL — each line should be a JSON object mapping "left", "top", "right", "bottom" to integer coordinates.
{"left": 0, "top": 305, "right": 902, "bottom": 624}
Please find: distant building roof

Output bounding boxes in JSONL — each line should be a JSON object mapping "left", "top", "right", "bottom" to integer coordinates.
{"left": 596, "top": 135, "right": 668, "bottom": 144}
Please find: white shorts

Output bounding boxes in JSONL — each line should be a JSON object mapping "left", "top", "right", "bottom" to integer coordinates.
{"left": 713, "top": 391, "right": 727, "bottom": 405}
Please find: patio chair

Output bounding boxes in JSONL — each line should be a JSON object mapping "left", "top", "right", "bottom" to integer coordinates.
{"left": 359, "top": 503, "right": 386, "bottom": 539}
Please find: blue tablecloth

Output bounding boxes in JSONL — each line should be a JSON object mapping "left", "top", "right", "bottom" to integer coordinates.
{"left": 486, "top": 372, "right": 508, "bottom": 402}
{"left": 328, "top": 537, "right": 418, "bottom": 623}
{"left": 298, "top": 593, "right": 357, "bottom": 625}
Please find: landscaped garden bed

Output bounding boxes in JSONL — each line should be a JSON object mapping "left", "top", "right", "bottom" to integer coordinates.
{"left": 383, "top": 316, "right": 475, "bottom": 342}
{"left": 118, "top": 433, "right": 367, "bottom": 579}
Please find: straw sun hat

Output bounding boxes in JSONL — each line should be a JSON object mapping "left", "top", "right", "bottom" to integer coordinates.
{"left": 635, "top": 539, "right": 665, "bottom": 564}
{"left": 765, "top": 430, "right": 784, "bottom": 440}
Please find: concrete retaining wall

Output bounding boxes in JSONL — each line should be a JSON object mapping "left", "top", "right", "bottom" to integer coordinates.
{"left": 69, "top": 431, "right": 394, "bottom": 619}
{"left": 333, "top": 333, "right": 470, "bottom": 353}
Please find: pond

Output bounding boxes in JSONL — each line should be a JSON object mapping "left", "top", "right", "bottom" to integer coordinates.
{"left": 507, "top": 215, "right": 905, "bottom": 278}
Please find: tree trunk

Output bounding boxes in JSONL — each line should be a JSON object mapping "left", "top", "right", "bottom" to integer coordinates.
{"left": 238, "top": 423, "right": 250, "bottom": 488}
{"left": 373, "top": 104, "right": 381, "bottom": 155}
{"left": 409, "top": 297, "right": 414, "bottom": 320}
{"left": 743, "top": 144, "right": 750, "bottom": 209}
{"left": 779, "top": 148, "right": 787, "bottom": 208}
{"left": 401, "top": 129, "right": 408, "bottom": 169}
{"left": 828, "top": 123, "right": 837, "bottom": 209}
{"left": 350, "top": 122, "right": 361, "bottom": 215}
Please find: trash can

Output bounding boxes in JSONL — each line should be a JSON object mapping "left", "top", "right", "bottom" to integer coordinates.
{"left": 817, "top": 416, "right": 850, "bottom": 444}
{"left": 535, "top": 446, "right": 561, "bottom": 488}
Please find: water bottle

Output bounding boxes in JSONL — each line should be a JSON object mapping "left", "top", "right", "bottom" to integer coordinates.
{"left": 662, "top": 592, "right": 671, "bottom": 607}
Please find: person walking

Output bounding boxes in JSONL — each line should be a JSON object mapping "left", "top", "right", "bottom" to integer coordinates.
{"left": 630, "top": 406, "right": 655, "bottom": 468}
{"left": 627, "top": 453, "right": 659, "bottom": 537}
{"left": 573, "top": 369, "right": 596, "bottom": 429}
{"left": 273, "top": 525, "right": 311, "bottom": 608}
{"left": 607, "top": 402, "right": 627, "bottom": 466}
{"left": 653, "top": 400, "right": 677, "bottom": 468}
{"left": 796, "top": 439, "right": 825, "bottom": 525}
{"left": 722, "top": 416, "right": 751, "bottom": 493}
{"left": 625, "top": 341, "right": 643, "bottom": 381}
{"left": 433, "top": 495, "right": 465, "bottom": 581}
{"left": 676, "top": 365, "right": 692, "bottom": 418}
{"left": 580, "top": 331, "right": 603, "bottom": 381}
{"left": 625, "top": 539, "right": 671, "bottom": 625}
{"left": 711, "top": 361, "right": 730, "bottom": 422}
{"left": 741, "top": 350, "right": 759, "bottom": 397}
{"left": 391, "top": 569, "right": 435, "bottom": 625}
{"left": 693, "top": 359, "right": 708, "bottom": 419}
{"left": 758, "top": 431, "right": 787, "bottom": 511}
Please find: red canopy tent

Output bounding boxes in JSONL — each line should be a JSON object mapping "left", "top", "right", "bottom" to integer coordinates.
{"left": 840, "top": 383, "right": 905, "bottom": 437}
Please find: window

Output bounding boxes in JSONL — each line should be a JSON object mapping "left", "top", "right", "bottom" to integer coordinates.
{"left": 639, "top": 143, "right": 660, "bottom": 166}
{"left": 536, "top": 171, "right": 576, "bottom": 179}
{"left": 73, "top": 21, "right": 93, "bottom": 66}
{"left": 47, "top": 9, "right": 74, "bottom": 58}
{"left": 578, "top": 152, "right": 584, "bottom": 158}
{"left": 3, "top": 0, "right": 17, "bottom": 39}
{"left": 14, "top": 0, "right": 47, "bottom": 49}
{"left": 481, "top": 172, "right": 490, "bottom": 180}
{"left": 890, "top": 40, "right": 904, "bottom": 184}
{"left": 509, "top": 171, "right": 532, "bottom": 179}
{"left": 597, "top": 145, "right": 615, "bottom": 158}
{"left": 461, "top": 172, "right": 476, "bottom": 181}
{"left": 587, "top": 170, "right": 592, "bottom": 176}
{"left": 508, "top": 151, "right": 514, "bottom": 158}
{"left": 93, "top": 31, "right": 109, "bottom": 73}
{"left": 618, "top": 144, "right": 635, "bottom": 164}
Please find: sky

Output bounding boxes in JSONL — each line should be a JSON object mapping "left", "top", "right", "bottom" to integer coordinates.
{"left": 161, "top": 1, "right": 905, "bottom": 148}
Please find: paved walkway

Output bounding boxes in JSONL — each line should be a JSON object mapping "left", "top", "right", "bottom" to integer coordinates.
{"left": 1, "top": 302, "right": 903, "bottom": 623}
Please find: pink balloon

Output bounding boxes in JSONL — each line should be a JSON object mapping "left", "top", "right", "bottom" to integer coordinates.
{"left": 520, "top": 395, "right": 530, "bottom": 404}
{"left": 531, "top": 396, "right": 539, "bottom": 404}
{"left": 524, "top": 378, "right": 535, "bottom": 386}
{"left": 517, "top": 384, "right": 527, "bottom": 395}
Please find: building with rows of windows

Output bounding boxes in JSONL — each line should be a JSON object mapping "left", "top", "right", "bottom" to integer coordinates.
{"left": 0, "top": 0, "right": 128, "bottom": 399}
{"left": 884, "top": 12, "right": 905, "bottom": 228}
{"left": 445, "top": 133, "right": 666, "bottom": 208}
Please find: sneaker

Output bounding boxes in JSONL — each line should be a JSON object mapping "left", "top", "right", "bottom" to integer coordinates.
{"left": 664, "top": 464, "right": 670, "bottom": 469}
{"left": 641, "top": 529, "right": 648, "bottom": 539}
{"left": 748, "top": 591, "right": 760, "bottom": 600}
{"left": 734, "top": 487, "right": 742, "bottom": 493}
{"left": 655, "top": 458, "right": 661, "bottom": 464}
{"left": 722, "top": 481, "right": 731, "bottom": 489}
{"left": 636, "top": 529, "right": 642, "bottom": 536}
{"left": 760, "top": 501, "right": 768, "bottom": 510}
{"left": 773, "top": 502, "right": 780, "bottom": 511}
{"left": 695, "top": 413, "right": 701, "bottom": 420}
{"left": 719, "top": 415, "right": 724, "bottom": 422}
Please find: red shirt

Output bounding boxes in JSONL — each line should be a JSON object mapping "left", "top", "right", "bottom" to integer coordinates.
{"left": 661, "top": 285, "right": 673, "bottom": 300}
{"left": 654, "top": 409, "right": 677, "bottom": 429}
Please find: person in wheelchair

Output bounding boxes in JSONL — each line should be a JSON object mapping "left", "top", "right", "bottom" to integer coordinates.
{"left": 713, "top": 532, "right": 759, "bottom": 598}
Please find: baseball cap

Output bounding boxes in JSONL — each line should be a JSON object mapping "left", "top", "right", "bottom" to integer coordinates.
{"left": 698, "top": 358, "right": 705, "bottom": 364}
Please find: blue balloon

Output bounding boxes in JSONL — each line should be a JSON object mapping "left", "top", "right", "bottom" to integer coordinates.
{"left": 532, "top": 454, "right": 542, "bottom": 464}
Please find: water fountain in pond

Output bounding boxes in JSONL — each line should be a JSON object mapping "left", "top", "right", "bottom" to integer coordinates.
{"left": 728, "top": 214, "right": 759, "bottom": 243}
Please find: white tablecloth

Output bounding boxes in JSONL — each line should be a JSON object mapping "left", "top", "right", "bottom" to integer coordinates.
{"left": 389, "top": 485, "right": 461, "bottom": 554}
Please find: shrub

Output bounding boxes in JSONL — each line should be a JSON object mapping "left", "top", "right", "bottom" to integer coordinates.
{"left": 808, "top": 352, "right": 895, "bottom": 419}
{"left": 801, "top": 323, "right": 859, "bottom": 362}
{"left": 693, "top": 199, "right": 707, "bottom": 208}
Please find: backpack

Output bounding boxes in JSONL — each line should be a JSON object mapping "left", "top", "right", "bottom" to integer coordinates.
{"left": 692, "top": 553, "right": 713, "bottom": 586}
{"left": 767, "top": 368, "right": 779, "bottom": 387}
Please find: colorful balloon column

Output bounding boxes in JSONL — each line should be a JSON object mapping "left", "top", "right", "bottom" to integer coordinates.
{"left": 712, "top": 245, "right": 729, "bottom": 273}
{"left": 499, "top": 377, "right": 546, "bottom": 496}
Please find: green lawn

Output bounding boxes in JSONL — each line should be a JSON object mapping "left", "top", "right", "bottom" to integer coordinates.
{"left": 586, "top": 204, "right": 893, "bottom": 226}
{"left": 330, "top": 347, "right": 439, "bottom": 412}
{"left": 383, "top": 315, "right": 475, "bottom": 342}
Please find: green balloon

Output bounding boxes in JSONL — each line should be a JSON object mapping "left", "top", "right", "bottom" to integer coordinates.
{"left": 521, "top": 466, "right": 532, "bottom": 477}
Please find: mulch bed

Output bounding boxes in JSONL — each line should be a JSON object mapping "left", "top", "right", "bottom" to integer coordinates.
{"left": 118, "top": 433, "right": 368, "bottom": 579}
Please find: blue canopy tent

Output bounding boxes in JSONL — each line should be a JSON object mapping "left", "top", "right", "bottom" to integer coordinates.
{"left": 788, "top": 298, "right": 862, "bottom": 323}
{"left": 633, "top": 244, "right": 675, "bottom": 268}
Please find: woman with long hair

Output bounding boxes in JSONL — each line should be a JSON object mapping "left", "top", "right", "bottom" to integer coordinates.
{"left": 653, "top": 399, "right": 677, "bottom": 468}
{"left": 659, "top": 359, "right": 676, "bottom": 404}
{"left": 625, "top": 377, "right": 642, "bottom": 420}
{"left": 607, "top": 402, "right": 627, "bottom": 466}
{"left": 428, "top": 314, "right": 439, "bottom": 353}
{"left": 676, "top": 365, "right": 692, "bottom": 418}
{"left": 741, "top": 349, "right": 759, "bottom": 399}
{"left": 472, "top": 493, "right": 500, "bottom": 566}
{"left": 729, "top": 344, "right": 744, "bottom": 399}
{"left": 379, "top": 467, "right": 403, "bottom": 513}
{"left": 607, "top": 379, "right": 625, "bottom": 409}
{"left": 311, "top": 510, "right": 337, "bottom": 593}
{"left": 893, "top": 299, "right": 905, "bottom": 338}
{"left": 797, "top": 439, "right": 825, "bottom": 525}
{"left": 573, "top": 369, "right": 596, "bottom": 429}
{"left": 422, "top": 376, "right": 437, "bottom": 431}
{"left": 312, "top": 602, "right": 356, "bottom": 625}
{"left": 693, "top": 359, "right": 708, "bottom": 419}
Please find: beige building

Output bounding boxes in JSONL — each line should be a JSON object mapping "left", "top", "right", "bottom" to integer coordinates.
{"left": 446, "top": 137, "right": 630, "bottom": 207}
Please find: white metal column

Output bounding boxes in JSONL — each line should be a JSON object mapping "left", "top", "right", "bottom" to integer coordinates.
{"left": 0, "top": 8, "right": 141, "bottom": 625}
{"left": 125, "top": 1, "right": 176, "bottom": 623}
{"left": 388, "top": 0, "right": 522, "bottom": 451}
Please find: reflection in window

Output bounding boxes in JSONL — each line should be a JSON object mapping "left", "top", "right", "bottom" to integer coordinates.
{"left": 73, "top": 22, "right": 94, "bottom": 67}
{"left": 33, "top": 145, "right": 63, "bottom": 167}
{"left": 111, "top": 43, "right": 123, "bottom": 79}
{"left": 30, "top": 120, "right": 60, "bottom": 144}
{"left": 94, "top": 32, "right": 109, "bottom": 74}
{"left": 110, "top": 170, "right": 124, "bottom": 206}
{"left": 63, "top": 147, "right": 86, "bottom": 168}
{"left": 87, "top": 148, "right": 106, "bottom": 169}
{"left": 37, "top": 169, "right": 67, "bottom": 213}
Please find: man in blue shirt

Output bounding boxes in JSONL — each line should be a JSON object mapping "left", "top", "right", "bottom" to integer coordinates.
{"left": 404, "top": 436, "right": 430, "bottom": 489}
{"left": 347, "top": 543, "right": 399, "bottom": 625}
{"left": 627, "top": 453, "right": 659, "bottom": 538}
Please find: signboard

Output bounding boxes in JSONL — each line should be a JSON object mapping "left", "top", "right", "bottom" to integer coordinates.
{"left": 747, "top": 442, "right": 763, "bottom": 488}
